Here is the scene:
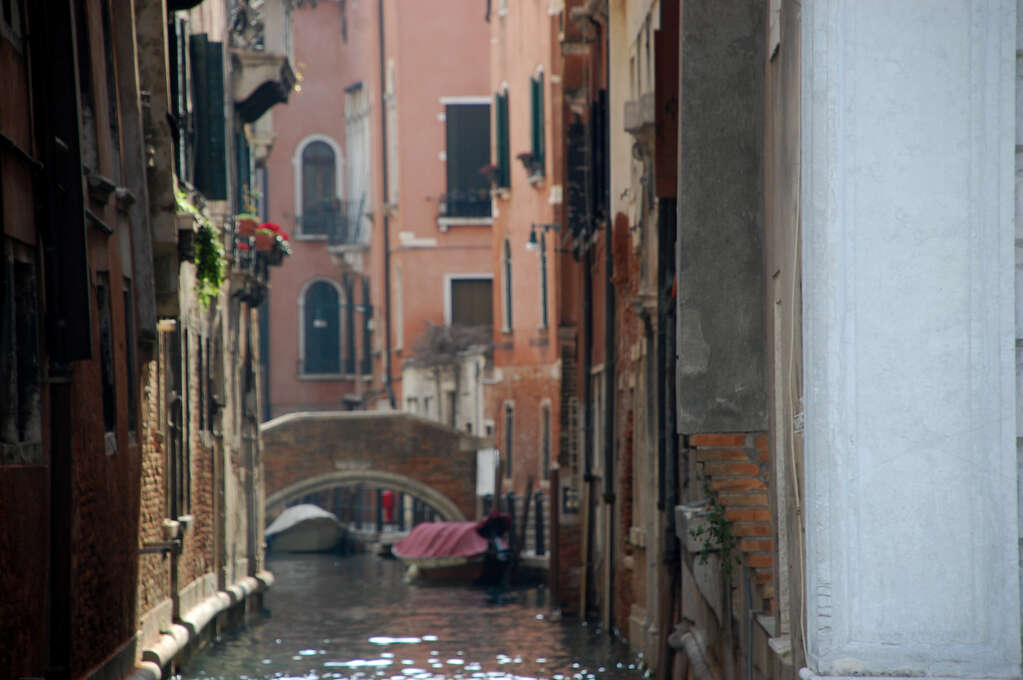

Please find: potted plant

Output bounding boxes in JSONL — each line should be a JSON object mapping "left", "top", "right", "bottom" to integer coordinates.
{"left": 236, "top": 213, "right": 259, "bottom": 236}
{"left": 516, "top": 151, "right": 542, "bottom": 178}
{"left": 260, "top": 222, "right": 292, "bottom": 266}
{"left": 253, "top": 225, "right": 275, "bottom": 252}
{"left": 479, "top": 163, "right": 500, "bottom": 187}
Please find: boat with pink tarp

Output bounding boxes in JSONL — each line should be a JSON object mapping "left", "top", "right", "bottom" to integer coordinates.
{"left": 391, "top": 512, "right": 511, "bottom": 583}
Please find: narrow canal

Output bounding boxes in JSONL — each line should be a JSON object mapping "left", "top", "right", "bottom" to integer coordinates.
{"left": 180, "top": 553, "right": 645, "bottom": 680}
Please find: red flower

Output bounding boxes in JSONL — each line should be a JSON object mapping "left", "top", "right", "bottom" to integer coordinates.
{"left": 236, "top": 240, "right": 250, "bottom": 251}
{"left": 258, "top": 221, "right": 290, "bottom": 241}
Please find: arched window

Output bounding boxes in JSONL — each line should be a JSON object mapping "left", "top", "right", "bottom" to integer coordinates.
{"left": 300, "top": 140, "right": 338, "bottom": 236}
{"left": 303, "top": 281, "right": 340, "bottom": 374}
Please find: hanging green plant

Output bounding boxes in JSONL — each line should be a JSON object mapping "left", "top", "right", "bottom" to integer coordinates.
{"left": 194, "top": 222, "right": 225, "bottom": 309}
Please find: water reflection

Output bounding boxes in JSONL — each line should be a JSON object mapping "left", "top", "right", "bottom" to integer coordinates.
{"left": 181, "top": 553, "right": 642, "bottom": 680}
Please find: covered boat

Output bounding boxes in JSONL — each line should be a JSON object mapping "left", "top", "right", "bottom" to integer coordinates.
{"left": 392, "top": 513, "right": 511, "bottom": 583}
{"left": 265, "top": 504, "right": 345, "bottom": 553}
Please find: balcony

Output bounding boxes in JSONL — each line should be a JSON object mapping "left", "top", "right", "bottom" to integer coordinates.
{"left": 230, "top": 0, "right": 296, "bottom": 123}
{"left": 297, "top": 200, "right": 364, "bottom": 246}
{"left": 437, "top": 190, "right": 493, "bottom": 230}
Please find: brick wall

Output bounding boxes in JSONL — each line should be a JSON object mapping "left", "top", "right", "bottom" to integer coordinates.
{"left": 689, "top": 432, "right": 774, "bottom": 610}
{"left": 262, "top": 412, "right": 483, "bottom": 521}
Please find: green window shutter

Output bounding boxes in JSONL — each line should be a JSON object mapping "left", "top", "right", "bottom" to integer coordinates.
{"left": 537, "top": 73, "right": 545, "bottom": 171}
{"left": 190, "top": 35, "right": 227, "bottom": 200}
{"left": 235, "top": 130, "right": 250, "bottom": 213}
{"left": 530, "top": 77, "right": 539, "bottom": 161}
{"left": 496, "top": 92, "right": 510, "bottom": 188}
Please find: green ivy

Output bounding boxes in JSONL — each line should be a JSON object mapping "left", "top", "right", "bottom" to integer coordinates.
{"left": 690, "top": 470, "right": 741, "bottom": 582}
{"left": 194, "top": 223, "right": 225, "bottom": 308}
{"left": 177, "top": 188, "right": 225, "bottom": 308}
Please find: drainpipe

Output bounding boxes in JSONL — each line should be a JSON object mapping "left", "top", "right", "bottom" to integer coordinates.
{"left": 602, "top": 96, "right": 615, "bottom": 635}
{"left": 667, "top": 622, "right": 719, "bottom": 680}
{"left": 580, "top": 229, "right": 594, "bottom": 619}
{"left": 377, "top": 0, "right": 395, "bottom": 409}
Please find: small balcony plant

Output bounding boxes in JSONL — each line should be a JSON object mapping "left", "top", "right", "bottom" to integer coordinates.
{"left": 516, "top": 151, "right": 542, "bottom": 179}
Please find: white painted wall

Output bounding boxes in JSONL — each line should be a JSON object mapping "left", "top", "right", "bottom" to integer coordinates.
{"left": 801, "top": 1, "right": 1020, "bottom": 676}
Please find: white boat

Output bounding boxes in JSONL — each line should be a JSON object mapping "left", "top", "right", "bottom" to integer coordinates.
{"left": 265, "top": 504, "right": 345, "bottom": 553}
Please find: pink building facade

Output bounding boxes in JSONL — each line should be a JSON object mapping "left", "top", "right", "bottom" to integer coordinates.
{"left": 263, "top": 0, "right": 491, "bottom": 419}
{"left": 485, "top": 1, "right": 564, "bottom": 501}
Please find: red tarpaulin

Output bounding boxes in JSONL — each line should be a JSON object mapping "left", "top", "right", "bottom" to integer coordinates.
{"left": 392, "top": 522, "right": 488, "bottom": 561}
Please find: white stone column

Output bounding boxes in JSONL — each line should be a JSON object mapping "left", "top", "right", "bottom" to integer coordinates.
{"left": 800, "top": 1, "right": 1021, "bottom": 677}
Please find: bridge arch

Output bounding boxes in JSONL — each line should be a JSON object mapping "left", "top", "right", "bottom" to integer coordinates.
{"left": 266, "top": 469, "right": 465, "bottom": 522}
{"left": 261, "top": 410, "right": 484, "bottom": 525}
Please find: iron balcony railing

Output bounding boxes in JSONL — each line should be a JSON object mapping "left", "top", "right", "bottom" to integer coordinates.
{"left": 439, "top": 189, "right": 492, "bottom": 219}
{"left": 297, "top": 198, "right": 365, "bottom": 245}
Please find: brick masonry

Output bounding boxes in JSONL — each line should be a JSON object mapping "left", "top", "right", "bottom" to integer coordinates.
{"left": 262, "top": 412, "right": 484, "bottom": 521}
{"left": 689, "top": 432, "right": 774, "bottom": 610}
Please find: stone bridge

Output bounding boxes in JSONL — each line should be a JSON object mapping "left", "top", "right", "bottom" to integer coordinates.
{"left": 260, "top": 411, "right": 484, "bottom": 522}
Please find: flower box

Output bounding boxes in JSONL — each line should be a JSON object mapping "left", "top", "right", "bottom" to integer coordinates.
{"left": 254, "top": 231, "right": 275, "bottom": 251}
{"left": 237, "top": 215, "right": 259, "bottom": 236}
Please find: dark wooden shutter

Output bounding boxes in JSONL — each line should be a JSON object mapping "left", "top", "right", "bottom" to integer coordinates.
{"left": 344, "top": 275, "right": 356, "bottom": 374}
{"left": 361, "top": 276, "right": 372, "bottom": 375}
{"left": 304, "top": 282, "right": 340, "bottom": 374}
{"left": 235, "top": 129, "right": 250, "bottom": 212}
{"left": 496, "top": 92, "right": 510, "bottom": 188}
{"left": 450, "top": 278, "right": 493, "bottom": 328}
{"left": 191, "top": 35, "right": 227, "bottom": 200}
{"left": 531, "top": 74, "right": 545, "bottom": 171}
{"left": 445, "top": 103, "right": 491, "bottom": 217}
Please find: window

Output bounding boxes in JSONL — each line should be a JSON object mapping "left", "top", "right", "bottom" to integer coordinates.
{"left": 503, "top": 402, "right": 514, "bottom": 479}
{"left": 294, "top": 135, "right": 343, "bottom": 238}
{"left": 447, "top": 390, "right": 457, "bottom": 428}
{"left": 123, "top": 282, "right": 137, "bottom": 433}
{"left": 75, "top": 0, "right": 99, "bottom": 173}
{"left": 190, "top": 34, "right": 227, "bottom": 199}
{"left": 1, "top": 242, "right": 41, "bottom": 463}
{"left": 443, "top": 100, "right": 491, "bottom": 219}
{"left": 162, "top": 320, "right": 190, "bottom": 517}
{"left": 100, "top": 0, "right": 120, "bottom": 183}
{"left": 302, "top": 280, "right": 341, "bottom": 375}
{"left": 447, "top": 276, "right": 493, "bottom": 328}
{"left": 361, "top": 276, "right": 373, "bottom": 375}
{"left": 530, "top": 72, "right": 546, "bottom": 177}
{"left": 539, "top": 230, "right": 548, "bottom": 329}
{"left": 1, "top": 0, "right": 24, "bottom": 47}
{"left": 540, "top": 403, "right": 551, "bottom": 481}
{"left": 302, "top": 141, "right": 337, "bottom": 235}
{"left": 344, "top": 275, "right": 356, "bottom": 374}
{"left": 96, "top": 274, "right": 117, "bottom": 447}
{"left": 501, "top": 239, "right": 513, "bottom": 331}
{"left": 495, "top": 90, "right": 510, "bottom": 188}
{"left": 407, "top": 396, "right": 419, "bottom": 414}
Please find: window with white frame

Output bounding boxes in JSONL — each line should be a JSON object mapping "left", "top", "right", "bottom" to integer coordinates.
{"left": 293, "top": 135, "right": 344, "bottom": 238}
{"left": 442, "top": 98, "right": 491, "bottom": 220}
{"left": 446, "top": 275, "right": 493, "bottom": 328}
{"left": 301, "top": 280, "right": 341, "bottom": 375}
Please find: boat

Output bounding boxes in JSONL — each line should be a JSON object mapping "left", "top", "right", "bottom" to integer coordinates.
{"left": 265, "top": 504, "right": 346, "bottom": 553}
{"left": 392, "top": 512, "right": 511, "bottom": 583}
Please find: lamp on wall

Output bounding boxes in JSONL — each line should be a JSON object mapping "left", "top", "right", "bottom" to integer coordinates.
{"left": 526, "top": 222, "right": 560, "bottom": 253}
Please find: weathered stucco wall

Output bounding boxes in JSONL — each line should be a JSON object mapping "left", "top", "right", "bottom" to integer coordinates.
{"left": 676, "top": 0, "right": 765, "bottom": 434}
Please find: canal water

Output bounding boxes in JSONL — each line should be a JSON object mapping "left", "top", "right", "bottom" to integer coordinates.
{"left": 180, "top": 553, "right": 645, "bottom": 680}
